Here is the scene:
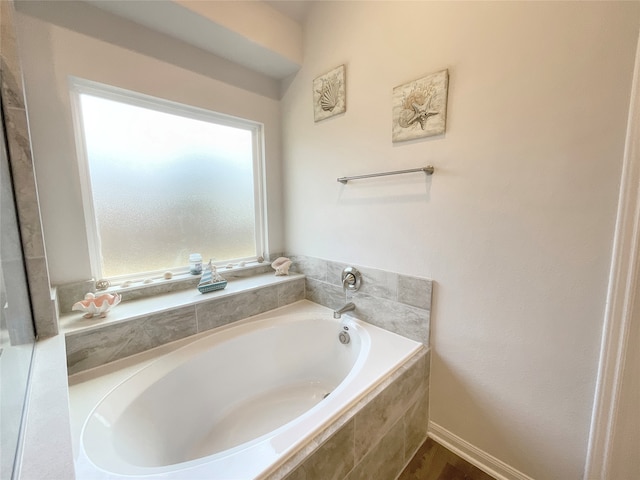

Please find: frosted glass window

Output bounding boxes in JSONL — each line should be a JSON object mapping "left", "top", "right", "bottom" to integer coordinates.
{"left": 77, "top": 92, "right": 260, "bottom": 278}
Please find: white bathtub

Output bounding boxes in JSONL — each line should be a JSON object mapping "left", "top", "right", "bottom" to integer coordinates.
{"left": 72, "top": 300, "right": 422, "bottom": 479}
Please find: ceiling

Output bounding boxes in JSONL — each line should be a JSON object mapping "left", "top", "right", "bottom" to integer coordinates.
{"left": 264, "top": 0, "right": 313, "bottom": 23}
{"left": 84, "top": 0, "right": 313, "bottom": 79}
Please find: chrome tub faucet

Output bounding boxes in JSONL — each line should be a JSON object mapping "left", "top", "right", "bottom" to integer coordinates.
{"left": 333, "top": 302, "right": 355, "bottom": 319}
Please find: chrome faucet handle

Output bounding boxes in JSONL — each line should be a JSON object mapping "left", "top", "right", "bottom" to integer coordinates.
{"left": 341, "top": 267, "right": 361, "bottom": 292}
{"left": 343, "top": 273, "right": 356, "bottom": 287}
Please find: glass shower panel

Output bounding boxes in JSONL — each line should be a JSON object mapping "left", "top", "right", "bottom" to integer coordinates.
{"left": 0, "top": 112, "right": 36, "bottom": 478}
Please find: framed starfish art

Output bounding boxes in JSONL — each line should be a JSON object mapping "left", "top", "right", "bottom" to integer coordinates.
{"left": 392, "top": 69, "right": 448, "bottom": 143}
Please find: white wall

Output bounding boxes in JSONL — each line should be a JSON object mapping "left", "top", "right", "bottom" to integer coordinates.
{"left": 15, "top": 4, "right": 285, "bottom": 284}
{"left": 281, "top": 2, "right": 640, "bottom": 479}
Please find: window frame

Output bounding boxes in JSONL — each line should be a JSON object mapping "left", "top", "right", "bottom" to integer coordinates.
{"left": 69, "top": 77, "right": 267, "bottom": 281}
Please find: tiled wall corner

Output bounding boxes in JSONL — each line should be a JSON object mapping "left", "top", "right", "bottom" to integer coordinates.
{"left": 65, "top": 277, "right": 306, "bottom": 374}
{"left": 288, "top": 254, "right": 432, "bottom": 345}
{"left": 0, "top": 0, "right": 56, "bottom": 338}
{"left": 56, "top": 279, "right": 97, "bottom": 315}
{"left": 288, "top": 255, "right": 329, "bottom": 282}
{"left": 281, "top": 348, "right": 430, "bottom": 480}
{"left": 278, "top": 277, "right": 305, "bottom": 306}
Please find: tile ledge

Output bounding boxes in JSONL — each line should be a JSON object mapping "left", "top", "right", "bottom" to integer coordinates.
{"left": 59, "top": 272, "right": 304, "bottom": 337}
{"left": 18, "top": 334, "right": 75, "bottom": 480}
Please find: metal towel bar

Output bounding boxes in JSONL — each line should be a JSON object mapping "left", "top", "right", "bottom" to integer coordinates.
{"left": 337, "top": 166, "right": 434, "bottom": 184}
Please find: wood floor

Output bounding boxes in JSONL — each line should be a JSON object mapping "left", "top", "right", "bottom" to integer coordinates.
{"left": 398, "top": 438, "right": 496, "bottom": 480}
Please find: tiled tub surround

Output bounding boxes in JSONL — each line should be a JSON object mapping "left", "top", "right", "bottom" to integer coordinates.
{"left": 274, "top": 347, "right": 429, "bottom": 480}
{"left": 288, "top": 255, "right": 432, "bottom": 345}
{"left": 61, "top": 272, "right": 305, "bottom": 374}
{"left": 67, "top": 308, "right": 429, "bottom": 480}
{"left": 61, "top": 256, "right": 432, "bottom": 374}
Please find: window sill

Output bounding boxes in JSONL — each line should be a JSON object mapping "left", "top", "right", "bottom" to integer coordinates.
{"left": 101, "top": 261, "right": 275, "bottom": 299}
{"left": 55, "top": 260, "right": 279, "bottom": 315}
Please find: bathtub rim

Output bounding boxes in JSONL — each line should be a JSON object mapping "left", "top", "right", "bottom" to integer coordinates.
{"left": 69, "top": 300, "right": 429, "bottom": 479}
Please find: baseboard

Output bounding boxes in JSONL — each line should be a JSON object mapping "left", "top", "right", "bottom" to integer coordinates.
{"left": 428, "top": 421, "right": 534, "bottom": 480}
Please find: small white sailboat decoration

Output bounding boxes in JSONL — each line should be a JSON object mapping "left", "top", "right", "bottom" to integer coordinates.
{"left": 198, "top": 259, "right": 227, "bottom": 294}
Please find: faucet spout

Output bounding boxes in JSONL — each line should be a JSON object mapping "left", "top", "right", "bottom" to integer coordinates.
{"left": 333, "top": 302, "right": 355, "bottom": 319}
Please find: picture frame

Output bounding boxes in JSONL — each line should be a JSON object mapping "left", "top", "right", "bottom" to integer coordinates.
{"left": 313, "top": 65, "right": 346, "bottom": 122}
{"left": 392, "top": 69, "right": 448, "bottom": 142}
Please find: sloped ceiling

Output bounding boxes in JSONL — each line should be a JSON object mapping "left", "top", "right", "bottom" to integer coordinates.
{"left": 85, "top": 0, "right": 308, "bottom": 79}
{"left": 264, "top": 0, "right": 312, "bottom": 23}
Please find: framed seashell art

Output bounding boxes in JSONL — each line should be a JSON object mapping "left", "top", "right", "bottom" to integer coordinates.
{"left": 392, "top": 69, "right": 449, "bottom": 143}
{"left": 313, "top": 65, "right": 346, "bottom": 122}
